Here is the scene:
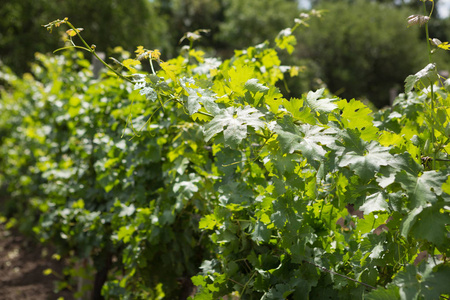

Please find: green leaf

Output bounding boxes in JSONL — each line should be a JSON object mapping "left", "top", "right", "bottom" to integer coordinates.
{"left": 271, "top": 210, "right": 287, "bottom": 229}
{"left": 410, "top": 204, "right": 450, "bottom": 247}
{"left": 338, "top": 140, "right": 393, "bottom": 181}
{"left": 376, "top": 153, "right": 421, "bottom": 189}
{"left": 337, "top": 99, "right": 374, "bottom": 129}
{"left": 336, "top": 99, "right": 378, "bottom": 140}
{"left": 396, "top": 170, "right": 447, "bottom": 209}
{"left": 420, "top": 263, "right": 450, "bottom": 299}
{"left": 360, "top": 192, "right": 389, "bottom": 215}
{"left": 304, "top": 88, "right": 337, "bottom": 116}
{"left": 191, "top": 275, "right": 207, "bottom": 287}
{"left": 366, "top": 286, "right": 400, "bottom": 300}
{"left": 263, "top": 283, "right": 294, "bottom": 299}
{"left": 275, "top": 28, "right": 297, "bottom": 54}
{"left": 180, "top": 77, "right": 219, "bottom": 115}
{"left": 400, "top": 206, "right": 423, "bottom": 238}
{"left": 227, "top": 65, "right": 255, "bottom": 95}
{"left": 252, "top": 220, "right": 271, "bottom": 243}
{"left": 393, "top": 261, "right": 450, "bottom": 300}
{"left": 405, "top": 63, "right": 438, "bottom": 92}
{"left": 173, "top": 173, "right": 200, "bottom": 201}
{"left": 265, "top": 86, "right": 284, "bottom": 114}
{"left": 218, "top": 181, "right": 254, "bottom": 206}
{"left": 296, "top": 124, "right": 336, "bottom": 162}
{"left": 273, "top": 116, "right": 303, "bottom": 154}
{"left": 282, "top": 98, "right": 316, "bottom": 124}
{"left": 269, "top": 153, "right": 298, "bottom": 177}
{"left": 245, "top": 78, "right": 269, "bottom": 93}
{"left": 117, "top": 225, "right": 135, "bottom": 243}
{"left": 393, "top": 264, "right": 421, "bottom": 300}
{"left": 369, "top": 242, "right": 385, "bottom": 259}
{"left": 199, "top": 214, "right": 218, "bottom": 230}
{"left": 274, "top": 115, "right": 336, "bottom": 162}
{"left": 203, "top": 106, "right": 265, "bottom": 147}
{"left": 118, "top": 204, "right": 135, "bottom": 217}
{"left": 442, "top": 175, "right": 450, "bottom": 195}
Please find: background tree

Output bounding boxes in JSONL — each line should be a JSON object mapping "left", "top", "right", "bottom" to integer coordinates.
{"left": 0, "top": 0, "right": 169, "bottom": 74}
{"left": 2, "top": 0, "right": 449, "bottom": 108}
{"left": 215, "top": 0, "right": 300, "bottom": 52}
{"left": 296, "top": 0, "right": 432, "bottom": 107}
{"left": 157, "top": 0, "right": 301, "bottom": 57}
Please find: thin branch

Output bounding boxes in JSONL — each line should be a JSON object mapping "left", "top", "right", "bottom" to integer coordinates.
{"left": 302, "top": 260, "right": 376, "bottom": 290}
{"left": 254, "top": 132, "right": 271, "bottom": 140}
{"left": 65, "top": 20, "right": 133, "bottom": 83}
{"left": 241, "top": 271, "right": 257, "bottom": 296}
{"left": 227, "top": 277, "right": 245, "bottom": 287}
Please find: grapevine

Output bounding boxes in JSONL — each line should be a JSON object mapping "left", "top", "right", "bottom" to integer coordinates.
{"left": 0, "top": 2, "right": 449, "bottom": 299}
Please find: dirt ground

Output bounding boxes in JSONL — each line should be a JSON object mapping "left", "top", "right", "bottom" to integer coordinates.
{"left": 0, "top": 223, "right": 74, "bottom": 300}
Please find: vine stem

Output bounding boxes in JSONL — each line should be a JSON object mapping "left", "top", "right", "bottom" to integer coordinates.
{"left": 227, "top": 278, "right": 245, "bottom": 287}
{"left": 302, "top": 260, "right": 376, "bottom": 290}
{"left": 424, "top": 1, "right": 433, "bottom": 65}
{"left": 240, "top": 271, "right": 257, "bottom": 296}
{"left": 255, "top": 132, "right": 271, "bottom": 140}
{"left": 64, "top": 21, "right": 133, "bottom": 83}
{"left": 149, "top": 55, "right": 157, "bottom": 75}
{"left": 423, "top": 0, "right": 437, "bottom": 169}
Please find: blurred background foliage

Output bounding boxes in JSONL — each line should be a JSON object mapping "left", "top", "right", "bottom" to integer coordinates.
{"left": 0, "top": 0, "right": 169, "bottom": 73}
{"left": 1, "top": 0, "right": 450, "bottom": 107}
{"left": 297, "top": 1, "right": 427, "bottom": 107}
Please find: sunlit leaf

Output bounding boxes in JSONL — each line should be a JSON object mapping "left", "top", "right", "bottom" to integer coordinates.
{"left": 203, "top": 106, "right": 264, "bottom": 147}
{"left": 405, "top": 63, "right": 437, "bottom": 92}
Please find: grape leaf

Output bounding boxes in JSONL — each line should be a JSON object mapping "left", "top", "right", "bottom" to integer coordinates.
{"left": 118, "top": 203, "right": 136, "bottom": 217}
{"left": 376, "top": 153, "right": 422, "bottom": 189}
{"left": 203, "top": 106, "right": 264, "bottom": 147}
{"left": 337, "top": 99, "right": 379, "bottom": 140}
{"left": 366, "top": 285, "right": 400, "bottom": 300}
{"left": 245, "top": 78, "right": 269, "bottom": 93}
{"left": 180, "top": 77, "right": 219, "bottom": 115}
{"left": 122, "top": 58, "right": 140, "bottom": 73}
{"left": 227, "top": 65, "right": 255, "bottom": 95}
{"left": 271, "top": 210, "right": 287, "bottom": 229}
{"left": 199, "top": 214, "right": 219, "bottom": 230}
{"left": 275, "top": 28, "right": 297, "bottom": 54}
{"left": 410, "top": 204, "right": 450, "bottom": 247}
{"left": 160, "top": 61, "right": 179, "bottom": 81}
{"left": 393, "top": 261, "right": 450, "bottom": 300}
{"left": 360, "top": 192, "right": 389, "bottom": 215}
{"left": 303, "top": 88, "right": 337, "bottom": 115}
{"left": 369, "top": 242, "right": 385, "bottom": 259}
{"left": 282, "top": 98, "right": 316, "bottom": 124}
{"left": 337, "top": 99, "right": 374, "bottom": 130}
{"left": 338, "top": 140, "right": 393, "bottom": 181}
{"left": 263, "top": 283, "right": 294, "bottom": 299}
{"left": 264, "top": 86, "right": 284, "bottom": 114}
{"left": 442, "top": 175, "right": 450, "bottom": 195}
{"left": 393, "top": 264, "right": 421, "bottom": 300}
{"left": 400, "top": 205, "right": 423, "bottom": 239}
{"left": 252, "top": 220, "right": 271, "bottom": 243}
{"left": 420, "top": 263, "right": 450, "bottom": 299}
{"left": 273, "top": 116, "right": 303, "bottom": 154}
{"left": 173, "top": 174, "right": 200, "bottom": 201}
{"left": 191, "top": 275, "right": 207, "bottom": 287}
{"left": 296, "top": 124, "right": 336, "bottom": 162}
{"left": 274, "top": 115, "right": 336, "bottom": 162}
{"left": 395, "top": 170, "right": 447, "bottom": 209}
{"left": 404, "top": 63, "right": 438, "bottom": 92}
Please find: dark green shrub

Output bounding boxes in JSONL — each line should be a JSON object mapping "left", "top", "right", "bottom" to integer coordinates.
{"left": 298, "top": 0, "right": 427, "bottom": 107}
